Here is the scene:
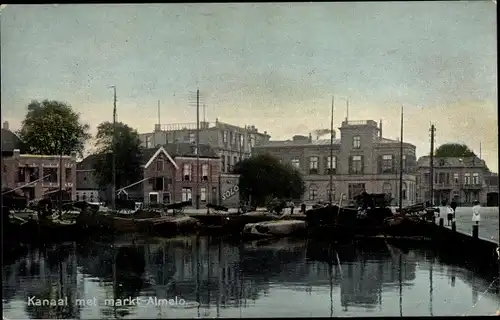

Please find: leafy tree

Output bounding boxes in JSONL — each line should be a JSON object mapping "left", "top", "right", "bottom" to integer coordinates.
{"left": 434, "top": 143, "right": 476, "bottom": 158}
{"left": 93, "top": 121, "right": 143, "bottom": 191}
{"left": 18, "top": 100, "right": 91, "bottom": 156}
{"left": 233, "top": 154, "right": 305, "bottom": 206}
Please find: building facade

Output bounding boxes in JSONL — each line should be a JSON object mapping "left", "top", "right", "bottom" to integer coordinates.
{"left": 253, "top": 120, "right": 417, "bottom": 206}
{"left": 138, "top": 118, "right": 271, "bottom": 173}
{"left": 76, "top": 143, "right": 241, "bottom": 207}
{"left": 416, "top": 156, "right": 497, "bottom": 206}
{"left": 2, "top": 149, "right": 77, "bottom": 200}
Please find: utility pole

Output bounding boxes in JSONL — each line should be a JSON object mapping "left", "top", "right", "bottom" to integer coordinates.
{"left": 58, "top": 138, "right": 63, "bottom": 218}
{"left": 196, "top": 89, "right": 200, "bottom": 209}
{"left": 329, "top": 96, "right": 334, "bottom": 204}
{"left": 429, "top": 124, "right": 436, "bottom": 206}
{"left": 399, "top": 106, "right": 404, "bottom": 213}
{"left": 111, "top": 86, "right": 117, "bottom": 212}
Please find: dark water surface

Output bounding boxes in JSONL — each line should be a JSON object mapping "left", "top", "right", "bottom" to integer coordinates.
{"left": 3, "top": 236, "right": 500, "bottom": 318}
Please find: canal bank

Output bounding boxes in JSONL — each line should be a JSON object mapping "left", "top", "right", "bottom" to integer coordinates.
{"left": 2, "top": 236, "right": 500, "bottom": 318}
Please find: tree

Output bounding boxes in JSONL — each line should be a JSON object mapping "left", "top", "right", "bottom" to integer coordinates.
{"left": 233, "top": 154, "right": 305, "bottom": 206}
{"left": 93, "top": 121, "right": 143, "bottom": 191}
{"left": 434, "top": 143, "right": 476, "bottom": 158}
{"left": 18, "top": 100, "right": 91, "bottom": 156}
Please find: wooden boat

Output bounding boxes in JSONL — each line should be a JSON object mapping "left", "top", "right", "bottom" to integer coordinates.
{"left": 242, "top": 220, "right": 307, "bottom": 240}
{"left": 306, "top": 198, "right": 394, "bottom": 240}
{"left": 192, "top": 211, "right": 280, "bottom": 235}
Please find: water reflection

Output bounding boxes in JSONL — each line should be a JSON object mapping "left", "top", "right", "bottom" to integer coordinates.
{"left": 2, "top": 236, "right": 499, "bottom": 319}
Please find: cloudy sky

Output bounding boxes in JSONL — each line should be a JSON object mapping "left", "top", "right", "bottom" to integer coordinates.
{"left": 1, "top": 3, "right": 497, "bottom": 170}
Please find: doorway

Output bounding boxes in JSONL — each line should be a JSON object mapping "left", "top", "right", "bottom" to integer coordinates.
{"left": 149, "top": 192, "right": 159, "bottom": 204}
{"left": 162, "top": 192, "right": 171, "bottom": 204}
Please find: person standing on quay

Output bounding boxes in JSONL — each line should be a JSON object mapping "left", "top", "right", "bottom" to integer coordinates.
{"left": 472, "top": 200, "right": 481, "bottom": 225}
{"left": 450, "top": 199, "right": 458, "bottom": 219}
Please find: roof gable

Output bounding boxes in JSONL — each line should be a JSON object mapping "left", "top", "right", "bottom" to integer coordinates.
{"left": 144, "top": 146, "right": 179, "bottom": 170}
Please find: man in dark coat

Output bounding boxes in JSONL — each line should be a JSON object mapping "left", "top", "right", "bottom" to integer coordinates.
{"left": 450, "top": 200, "right": 458, "bottom": 219}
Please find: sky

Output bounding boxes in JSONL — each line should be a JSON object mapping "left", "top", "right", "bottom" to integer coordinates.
{"left": 1, "top": 2, "right": 498, "bottom": 171}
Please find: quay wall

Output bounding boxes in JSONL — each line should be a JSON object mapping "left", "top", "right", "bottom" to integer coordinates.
{"left": 425, "top": 222, "right": 499, "bottom": 272}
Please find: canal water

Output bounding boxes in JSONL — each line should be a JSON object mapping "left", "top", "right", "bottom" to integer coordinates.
{"left": 3, "top": 236, "right": 500, "bottom": 318}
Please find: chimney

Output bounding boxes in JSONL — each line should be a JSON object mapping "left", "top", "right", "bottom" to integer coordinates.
{"left": 308, "top": 132, "right": 312, "bottom": 143}
{"left": 3, "top": 121, "right": 9, "bottom": 130}
{"left": 379, "top": 119, "right": 383, "bottom": 138}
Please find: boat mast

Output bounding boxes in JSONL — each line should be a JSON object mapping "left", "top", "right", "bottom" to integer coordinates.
{"left": 329, "top": 96, "right": 334, "bottom": 204}
{"left": 111, "top": 86, "right": 117, "bottom": 212}
{"left": 399, "top": 105, "right": 404, "bottom": 213}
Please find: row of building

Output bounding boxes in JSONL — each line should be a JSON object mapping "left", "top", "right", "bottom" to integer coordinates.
{"left": 1, "top": 117, "right": 498, "bottom": 207}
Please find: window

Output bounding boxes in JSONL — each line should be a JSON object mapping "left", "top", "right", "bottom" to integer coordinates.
{"left": 16, "top": 167, "right": 26, "bottom": 183}
{"left": 65, "top": 168, "right": 72, "bottom": 182}
{"left": 350, "top": 155, "right": 363, "bottom": 174}
{"left": 226, "top": 155, "right": 231, "bottom": 172}
{"left": 291, "top": 159, "right": 300, "bottom": 169}
{"left": 182, "top": 187, "right": 192, "bottom": 202}
{"left": 222, "top": 131, "right": 228, "bottom": 144}
{"left": 383, "top": 182, "right": 392, "bottom": 197}
{"left": 76, "top": 194, "right": 80, "bottom": 201}
{"left": 189, "top": 132, "right": 195, "bottom": 144}
{"left": 212, "top": 187, "right": 217, "bottom": 203}
{"left": 402, "top": 182, "right": 407, "bottom": 200}
{"left": 308, "top": 184, "right": 318, "bottom": 201}
{"left": 230, "top": 132, "right": 236, "bottom": 145}
{"left": 202, "top": 164, "right": 209, "bottom": 181}
{"left": 145, "top": 135, "right": 152, "bottom": 148}
{"left": 438, "top": 172, "right": 446, "bottom": 184}
{"left": 439, "top": 159, "right": 446, "bottom": 166}
{"left": 233, "top": 156, "right": 238, "bottom": 167}
{"left": 43, "top": 168, "right": 58, "bottom": 183}
{"left": 353, "top": 136, "right": 361, "bottom": 149}
{"left": 239, "top": 134, "right": 245, "bottom": 149}
{"left": 326, "top": 156, "right": 336, "bottom": 174}
{"left": 382, "top": 155, "right": 393, "bottom": 173}
{"left": 309, "top": 156, "right": 319, "bottom": 174}
{"left": 348, "top": 183, "right": 365, "bottom": 200}
{"left": 402, "top": 155, "right": 407, "bottom": 171}
{"left": 453, "top": 173, "right": 459, "bottom": 184}
{"left": 183, "top": 163, "right": 192, "bottom": 181}
{"left": 250, "top": 135, "right": 256, "bottom": 148}
{"left": 153, "top": 177, "right": 164, "bottom": 191}
{"left": 200, "top": 187, "right": 207, "bottom": 202}
{"left": 464, "top": 173, "right": 471, "bottom": 184}
{"left": 83, "top": 194, "right": 87, "bottom": 201}
{"left": 28, "top": 167, "right": 39, "bottom": 182}
{"left": 423, "top": 172, "right": 430, "bottom": 184}
{"left": 472, "top": 173, "right": 479, "bottom": 185}
{"left": 156, "top": 159, "right": 164, "bottom": 171}
{"left": 221, "top": 156, "right": 226, "bottom": 173}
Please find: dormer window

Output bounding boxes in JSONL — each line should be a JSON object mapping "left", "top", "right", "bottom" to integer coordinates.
{"left": 353, "top": 136, "right": 361, "bottom": 149}
{"left": 189, "top": 132, "right": 196, "bottom": 144}
{"left": 439, "top": 159, "right": 446, "bottom": 166}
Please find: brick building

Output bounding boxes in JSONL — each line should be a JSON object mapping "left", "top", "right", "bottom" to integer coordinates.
{"left": 2, "top": 149, "right": 77, "bottom": 200}
{"left": 1, "top": 121, "right": 77, "bottom": 200}
{"left": 253, "top": 119, "right": 418, "bottom": 206}
{"left": 416, "top": 156, "right": 497, "bottom": 206}
{"left": 138, "top": 118, "right": 271, "bottom": 173}
{"left": 76, "top": 143, "right": 240, "bottom": 207}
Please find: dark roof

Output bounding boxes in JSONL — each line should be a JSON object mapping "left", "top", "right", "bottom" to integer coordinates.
{"left": 1, "top": 128, "right": 26, "bottom": 154}
{"left": 79, "top": 143, "right": 219, "bottom": 169}
{"left": 142, "top": 143, "right": 219, "bottom": 163}
{"left": 76, "top": 153, "right": 106, "bottom": 170}
{"left": 417, "top": 156, "right": 486, "bottom": 168}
